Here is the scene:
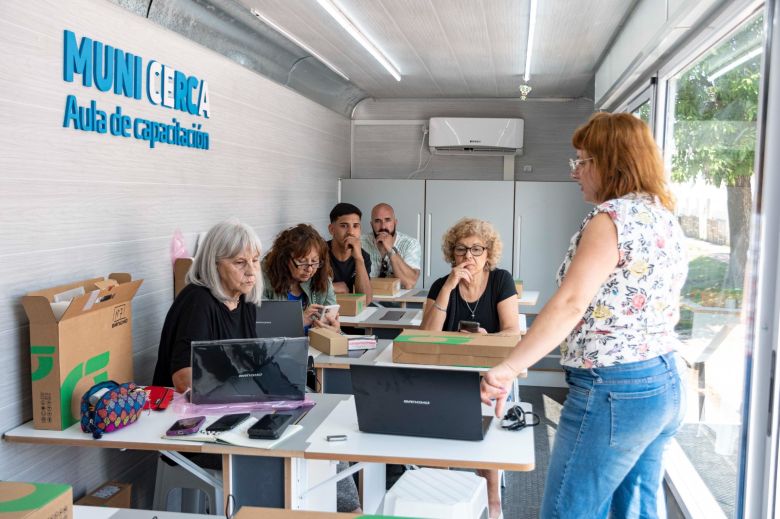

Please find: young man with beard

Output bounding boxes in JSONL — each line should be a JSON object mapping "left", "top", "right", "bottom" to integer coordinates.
{"left": 361, "top": 203, "right": 422, "bottom": 289}
{"left": 327, "top": 203, "right": 372, "bottom": 304}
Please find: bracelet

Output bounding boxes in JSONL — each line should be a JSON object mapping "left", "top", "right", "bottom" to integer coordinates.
{"left": 432, "top": 302, "right": 447, "bottom": 313}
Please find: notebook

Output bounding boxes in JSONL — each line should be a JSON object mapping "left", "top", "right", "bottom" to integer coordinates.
{"left": 190, "top": 337, "right": 308, "bottom": 405}
{"left": 350, "top": 364, "right": 493, "bottom": 441}
{"left": 255, "top": 300, "right": 305, "bottom": 338}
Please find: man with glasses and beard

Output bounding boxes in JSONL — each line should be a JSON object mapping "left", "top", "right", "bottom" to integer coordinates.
{"left": 361, "top": 203, "right": 422, "bottom": 288}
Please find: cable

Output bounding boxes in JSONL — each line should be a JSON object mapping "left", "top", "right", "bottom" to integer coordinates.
{"left": 408, "top": 126, "right": 431, "bottom": 179}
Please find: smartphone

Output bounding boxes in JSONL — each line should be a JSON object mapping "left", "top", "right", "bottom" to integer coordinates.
{"left": 247, "top": 413, "right": 294, "bottom": 440}
{"left": 205, "top": 413, "right": 251, "bottom": 433}
{"left": 165, "top": 416, "right": 206, "bottom": 436}
{"left": 318, "top": 304, "right": 340, "bottom": 320}
{"left": 458, "top": 320, "right": 480, "bottom": 333}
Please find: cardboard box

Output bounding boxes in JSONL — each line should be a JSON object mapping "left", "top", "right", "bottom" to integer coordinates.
{"left": 514, "top": 279, "right": 523, "bottom": 297}
{"left": 0, "top": 481, "right": 72, "bottom": 519}
{"left": 75, "top": 481, "right": 131, "bottom": 508}
{"left": 308, "top": 328, "right": 348, "bottom": 356}
{"left": 22, "top": 274, "right": 142, "bottom": 430}
{"left": 173, "top": 257, "right": 193, "bottom": 298}
{"left": 370, "top": 277, "right": 401, "bottom": 296}
{"left": 335, "top": 293, "right": 367, "bottom": 316}
{"left": 392, "top": 329, "right": 520, "bottom": 368}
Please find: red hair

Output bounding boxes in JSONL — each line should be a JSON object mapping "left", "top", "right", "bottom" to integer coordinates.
{"left": 572, "top": 112, "right": 675, "bottom": 211}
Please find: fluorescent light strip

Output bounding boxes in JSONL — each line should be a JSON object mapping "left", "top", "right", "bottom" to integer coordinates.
{"left": 316, "top": 0, "right": 402, "bottom": 81}
{"left": 250, "top": 8, "right": 350, "bottom": 81}
{"left": 707, "top": 46, "right": 761, "bottom": 83}
{"left": 523, "top": 0, "right": 537, "bottom": 82}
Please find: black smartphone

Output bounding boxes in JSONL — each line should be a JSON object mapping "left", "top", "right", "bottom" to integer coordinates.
{"left": 165, "top": 416, "right": 206, "bottom": 436}
{"left": 247, "top": 413, "right": 294, "bottom": 440}
{"left": 205, "top": 413, "right": 251, "bottom": 433}
{"left": 458, "top": 320, "right": 480, "bottom": 333}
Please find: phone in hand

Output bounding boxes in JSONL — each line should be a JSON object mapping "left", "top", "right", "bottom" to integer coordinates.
{"left": 318, "top": 304, "right": 340, "bottom": 320}
{"left": 166, "top": 416, "right": 206, "bottom": 436}
{"left": 247, "top": 413, "right": 294, "bottom": 440}
{"left": 458, "top": 320, "right": 480, "bottom": 333}
{"left": 205, "top": 413, "right": 251, "bottom": 433}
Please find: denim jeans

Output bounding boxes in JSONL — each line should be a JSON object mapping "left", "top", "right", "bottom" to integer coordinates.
{"left": 540, "top": 353, "right": 684, "bottom": 519}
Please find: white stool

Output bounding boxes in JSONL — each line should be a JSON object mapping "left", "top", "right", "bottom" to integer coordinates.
{"left": 152, "top": 456, "right": 223, "bottom": 515}
{"left": 383, "top": 468, "right": 488, "bottom": 519}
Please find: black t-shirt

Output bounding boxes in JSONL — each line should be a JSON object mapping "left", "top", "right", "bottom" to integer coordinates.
{"left": 327, "top": 240, "right": 371, "bottom": 293}
{"left": 427, "top": 268, "right": 516, "bottom": 333}
{"left": 152, "top": 283, "right": 257, "bottom": 387}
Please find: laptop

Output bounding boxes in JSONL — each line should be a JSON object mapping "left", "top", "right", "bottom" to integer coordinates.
{"left": 190, "top": 337, "right": 308, "bottom": 404}
{"left": 371, "top": 307, "right": 419, "bottom": 326}
{"left": 256, "top": 300, "right": 305, "bottom": 338}
{"left": 350, "top": 364, "right": 493, "bottom": 441}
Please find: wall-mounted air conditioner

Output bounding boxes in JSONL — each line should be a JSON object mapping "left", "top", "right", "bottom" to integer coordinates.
{"left": 428, "top": 117, "right": 524, "bottom": 156}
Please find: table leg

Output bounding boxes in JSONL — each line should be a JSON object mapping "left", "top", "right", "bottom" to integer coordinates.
{"left": 290, "top": 457, "right": 338, "bottom": 511}
{"left": 358, "top": 462, "right": 386, "bottom": 514}
{"left": 316, "top": 368, "right": 325, "bottom": 393}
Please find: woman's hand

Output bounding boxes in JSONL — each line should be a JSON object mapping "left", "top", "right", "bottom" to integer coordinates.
{"left": 480, "top": 362, "right": 520, "bottom": 418}
{"left": 443, "top": 265, "right": 473, "bottom": 291}
{"left": 312, "top": 311, "right": 340, "bottom": 332}
{"left": 303, "top": 304, "right": 323, "bottom": 328}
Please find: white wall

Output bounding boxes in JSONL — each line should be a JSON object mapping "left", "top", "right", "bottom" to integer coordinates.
{"left": 0, "top": 0, "right": 349, "bottom": 503}
{"left": 351, "top": 98, "right": 594, "bottom": 181}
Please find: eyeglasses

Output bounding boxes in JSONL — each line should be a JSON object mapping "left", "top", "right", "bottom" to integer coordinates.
{"left": 292, "top": 260, "right": 323, "bottom": 271}
{"left": 501, "top": 404, "right": 540, "bottom": 431}
{"left": 453, "top": 245, "right": 487, "bottom": 257}
{"left": 568, "top": 157, "right": 593, "bottom": 172}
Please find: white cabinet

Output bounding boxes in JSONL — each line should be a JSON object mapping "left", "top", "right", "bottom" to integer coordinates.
{"left": 514, "top": 181, "right": 591, "bottom": 312}
{"left": 424, "top": 181, "right": 515, "bottom": 287}
{"left": 340, "top": 179, "right": 590, "bottom": 298}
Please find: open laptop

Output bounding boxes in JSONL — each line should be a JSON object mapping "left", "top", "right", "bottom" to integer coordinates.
{"left": 256, "top": 300, "right": 305, "bottom": 338}
{"left": 190, "top": 337, "right": 308, "bottom": 404}
{"left": 350, "top": 364, "right": 492, "bottom": 441}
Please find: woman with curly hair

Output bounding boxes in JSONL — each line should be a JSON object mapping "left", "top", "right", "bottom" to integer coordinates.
{"left": 262, "top": 223, "right": 340, "bottom": 332}
{"left": 421, "top": 217, "right": 518, "bottom": 519}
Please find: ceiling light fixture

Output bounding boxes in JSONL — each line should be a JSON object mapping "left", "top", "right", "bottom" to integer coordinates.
{"left": 518, "top": 83, "right": 532, "bottom": 101}
{"left": 316, "top": 0, "right": 402, "bottom": 81}
{"left": 523, "top": 0, "right": 538, "bottom": 82}
{"left": 250, "top": 8, "right": 350, "bottom": 81}
{"left": 707, "top": 46, "right": 761, "bottom": 83}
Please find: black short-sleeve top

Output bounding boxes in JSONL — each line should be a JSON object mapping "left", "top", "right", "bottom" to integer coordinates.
{"left": 426, "top": 268, "right": 516, "bottom": 333}
{"left": 152, "top": 283, "right": 257, "bottom": 387}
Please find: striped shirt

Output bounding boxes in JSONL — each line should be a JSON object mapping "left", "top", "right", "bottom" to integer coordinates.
{"left": 361, "top": 230, "right": 422, "bottom": 277}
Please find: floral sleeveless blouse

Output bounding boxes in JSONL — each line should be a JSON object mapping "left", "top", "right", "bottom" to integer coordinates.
{"left": 556, "top": 193, "right": 687, "bottom": 368}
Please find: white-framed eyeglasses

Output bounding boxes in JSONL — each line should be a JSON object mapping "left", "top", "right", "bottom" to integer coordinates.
{"left": 568, "top": 157, "right": 593, "bottom": 172}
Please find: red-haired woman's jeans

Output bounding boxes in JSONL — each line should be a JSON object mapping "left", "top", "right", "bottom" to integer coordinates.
{"left": 540, "top": 353, "right": 684, "bottom": 519}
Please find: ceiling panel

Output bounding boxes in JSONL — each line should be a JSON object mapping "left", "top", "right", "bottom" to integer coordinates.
{"left": 237, "top": 0, "right": 634, "bottom": 100}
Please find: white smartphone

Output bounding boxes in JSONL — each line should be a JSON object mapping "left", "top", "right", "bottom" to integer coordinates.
{"left": 319, "top": 304, "right": 340, "bottom": 319}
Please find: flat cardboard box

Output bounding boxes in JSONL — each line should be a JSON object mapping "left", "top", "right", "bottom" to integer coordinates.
{"left": 173, "top": 257, "right": 193, "bottom": 298}
{"left": 22, "top": 274, "right": 142, "bottom": 430}
{"left": 0, "top": 481, "right": 72, "bottom": 519}
{"left": 75, "top": 481, "right": 131, "bottom": 508}
{"left": 370, "top": 277, "right": 401, "bottom": 296}
{"left": 514, "top": 279, "right": 524, "bottom": 297}
{"left": 335, "top": 293, "right": 367, "bottom": 316}
{"left": 308, "top": 328, "right": 348, "bottom": 356}
{"left": 392, "top": 328, "right": 520, "bottom": 368}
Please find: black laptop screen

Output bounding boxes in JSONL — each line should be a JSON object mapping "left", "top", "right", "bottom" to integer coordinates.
{"left": 190, "top": 337, "right": 307, "bottom": 404}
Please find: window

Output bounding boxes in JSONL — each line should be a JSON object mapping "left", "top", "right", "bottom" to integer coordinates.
{"left": 663, "top": 13, "right": 763, "bottom": 518}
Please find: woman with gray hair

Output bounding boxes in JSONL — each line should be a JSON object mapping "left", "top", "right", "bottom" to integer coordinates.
{"left": 153, "top": 219, "right": 263, "bottom": 393}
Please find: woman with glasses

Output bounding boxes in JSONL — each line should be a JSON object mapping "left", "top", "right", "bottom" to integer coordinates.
{"left": 420, "top": 217, "right": 519, "bottom": 519}
{"left": 153, "top": 219, "right": 263, "bottom": 393}
{"left": 262, "top": 223, "right": 340, "bottom": 332}
{"left": 481, "top": 112, "right": 687, "bottom": 519}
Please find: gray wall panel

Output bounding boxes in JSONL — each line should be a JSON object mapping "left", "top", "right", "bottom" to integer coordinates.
{"left": 352, "top": 98, "right": 594, "bottom": 181}
{"left": 0, "top": 0, "right": 349, "bottom": 504}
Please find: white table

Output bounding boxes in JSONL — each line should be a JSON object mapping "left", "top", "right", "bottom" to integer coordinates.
{"left": 339, "top": 307, "right": 422, "bottom": 333}
{"left": 75, "top": 505, "right": 222, "bottom": 518}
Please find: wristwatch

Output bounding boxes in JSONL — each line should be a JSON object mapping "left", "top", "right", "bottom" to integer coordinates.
{"left": 390, "top": 246, "right": 400, "bottom": 256}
